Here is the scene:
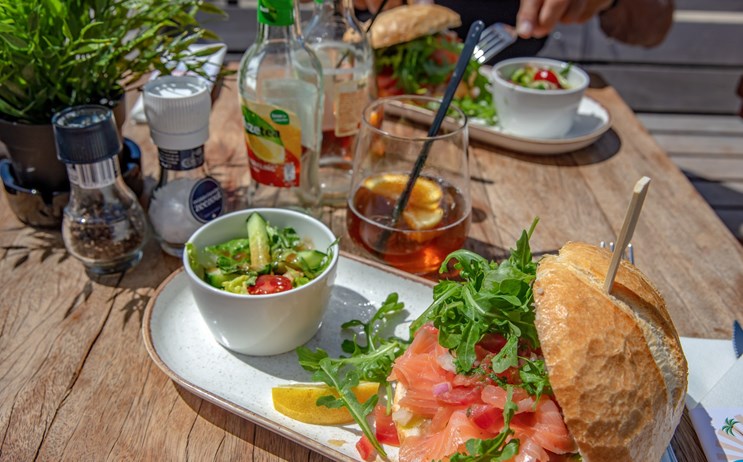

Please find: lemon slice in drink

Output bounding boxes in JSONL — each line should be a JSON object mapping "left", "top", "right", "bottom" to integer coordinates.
{"left": 403, "top": 206, "right": 444, "bottom": 230}
{"left": 362, "top": 173, "right": 443, "bottom": 210}
{"left": 272, "top": 382, "right": 379, "bottom": 425}
{"left": 247, "top": 133, "right": 285, "bottom": 164}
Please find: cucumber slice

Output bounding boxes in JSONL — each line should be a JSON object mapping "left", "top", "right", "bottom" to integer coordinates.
{"left": 247, "top": 212, "right": 271, "bottom": 271}
{"left": 205, "top": 267, "right": 237, "bottom": 288}
{"left": 297, "top": 249, "right": 327, "bottom": 272}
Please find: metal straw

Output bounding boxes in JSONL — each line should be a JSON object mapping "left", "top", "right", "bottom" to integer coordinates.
{"left": 376, "top": 20, "right": 484, "bottom": 252}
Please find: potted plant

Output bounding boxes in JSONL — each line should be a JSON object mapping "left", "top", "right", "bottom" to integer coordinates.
{"left": 0, "top": 0, "right": 225, "bottom": 225}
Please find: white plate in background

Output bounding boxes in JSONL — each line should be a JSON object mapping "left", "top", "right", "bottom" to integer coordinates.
{"left": 392, "top": 96, "right": 612, "bottom": 155}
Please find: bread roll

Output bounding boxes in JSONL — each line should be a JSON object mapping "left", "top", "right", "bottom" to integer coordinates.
{"left": 533, "top": 242, "right": 687, "bottom": 462}
{"left": 368, "top": 4, "right": 461, "bottom": 49}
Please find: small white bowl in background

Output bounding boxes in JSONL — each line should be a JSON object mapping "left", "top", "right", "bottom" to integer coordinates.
{"left": 487, "top": 57, "right": 589, "bottom": 139}
{"left": 183, "top": 209, "right": 339, "bottom": 356}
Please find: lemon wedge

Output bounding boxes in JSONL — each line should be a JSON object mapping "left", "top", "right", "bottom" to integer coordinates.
{"left": 363, "top": 173, "right": 443, "bottom": 210}
{"left": 272, "top": 382, "right": 379, "bottom": 425}
{"left": 248, "top": 134, "right": 285, "bottom": 164}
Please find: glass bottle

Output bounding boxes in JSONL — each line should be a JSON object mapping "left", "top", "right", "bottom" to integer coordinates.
{"left": 304, "top": 0, "right": 373, "bottom": 206}
{"left": 53, "top": 105, "right": 147, "bottom": 275}
{"left": 238, "top": 0, "right": 324, "bottom": 214}
{"left": 143, "top": 75, "right": 225, "bottom": 257}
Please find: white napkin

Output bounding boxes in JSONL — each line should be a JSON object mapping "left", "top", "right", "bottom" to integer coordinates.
{"left": 680, "top": 336, "right": 743, "bottom": 461}
{"left": 130, "top": 43, "right": 227, "bottom": 124}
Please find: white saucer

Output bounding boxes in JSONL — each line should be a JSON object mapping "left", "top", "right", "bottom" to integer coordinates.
{"left": 469, "top": 96, "right": 612, "bottom": 155}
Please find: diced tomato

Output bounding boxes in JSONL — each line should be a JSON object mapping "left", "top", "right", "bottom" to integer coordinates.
{"left": 533, "top": 68, "right": 563, "bottom": 88}
{"left": 247, "top": 274, "right": 293, "bottom": 295}
{"left": 374, "top": 404, "right": 400, "bottom": 446}
{"left": 376, "top": 73, "right": 398, "bottom": 90}
{"left": 478, "top": 333, "right": 508, "bottom": 354}
{"left": 376, "top": 69, "right": 406, "bottom": 97}
{"left": 469, "top": 404, "right": 505, "bottom": 433}
{"left": 432, "top": 48, "right": 458, "bottom": 67}
{"left": 356, "top": 434, "right": 377, "bottom": 462}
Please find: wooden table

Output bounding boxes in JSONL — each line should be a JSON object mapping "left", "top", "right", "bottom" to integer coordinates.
{"left": 1, "top": 73, "right": 741, "bottom": 461}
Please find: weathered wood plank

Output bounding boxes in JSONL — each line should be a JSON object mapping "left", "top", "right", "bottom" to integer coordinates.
{"left": 637, "top": 113, "right": 743, "bottom": 135}
{"left": 655, "top": 134, "right": 743, "bottom": 157}
{"left": 585, "top": 65, "right": 742, "bottom": 114}
{"left": 673, "top": 157, "right": 743, "bottom": 181}
{"left": 582, "top": 17, "right": 743, "bottom": 66}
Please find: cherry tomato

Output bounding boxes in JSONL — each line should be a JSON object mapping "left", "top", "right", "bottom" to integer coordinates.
{"left": 247, "top": 274, "right": 293, "bottom": 295}
{"left": 533, "top": 68, "right": 563, "bottom": 88}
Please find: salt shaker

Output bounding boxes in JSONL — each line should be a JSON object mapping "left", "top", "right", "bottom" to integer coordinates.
{"left": 143, "top": 75, "right": 224, "bottom": 257}
{"left": 53, "top": 105, "right": 147, "bottom": 275}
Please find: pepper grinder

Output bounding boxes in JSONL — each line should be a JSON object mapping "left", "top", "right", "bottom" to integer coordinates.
{"left": 144, "top": 75, "right": 224, "bottom": 257}
{"left": 53, "top": 105, "right": 148, "bottom": 275}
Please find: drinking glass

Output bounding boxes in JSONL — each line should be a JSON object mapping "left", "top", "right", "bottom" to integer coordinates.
{"left": 346, "top": 95, "right": 471, "bottom": 276}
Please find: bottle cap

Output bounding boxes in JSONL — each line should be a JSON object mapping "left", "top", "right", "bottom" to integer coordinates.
{"left": 53, "top": 105, "right": 122, "bottom": 164}
{"left": 143, "top": 75, "right": 211, "bottom": 151}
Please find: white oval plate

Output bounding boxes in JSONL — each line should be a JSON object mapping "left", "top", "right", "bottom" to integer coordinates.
{"left": 143, "top": 254, "right": 434, "bottom": 462}
{"left": 143, "top": 253, "right": 678, "bottom": 462}
{"left": 469, "top": 96, "right": 612, "bottom": 155}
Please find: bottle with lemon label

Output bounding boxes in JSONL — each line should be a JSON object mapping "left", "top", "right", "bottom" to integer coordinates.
{"left": 238, "top": 0, "right": 323, "bottom": 213}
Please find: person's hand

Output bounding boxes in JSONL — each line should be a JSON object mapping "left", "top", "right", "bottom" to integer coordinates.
{"left": 516, "top": 0, "right": 614, "bottom": 38}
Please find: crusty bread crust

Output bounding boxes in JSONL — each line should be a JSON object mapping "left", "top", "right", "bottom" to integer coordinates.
{"left": 368, "top": 4, "right": 461, "bottom": 49}
{"left": 533, "top": 242, "right": 687, "bottom": 462}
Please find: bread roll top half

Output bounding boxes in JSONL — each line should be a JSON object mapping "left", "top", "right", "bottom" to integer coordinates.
{"left": 368, "top": 4, "right": 461, "bottom": 49}
{"left": 533, "top": 242, "right": 687, "bottom": 462}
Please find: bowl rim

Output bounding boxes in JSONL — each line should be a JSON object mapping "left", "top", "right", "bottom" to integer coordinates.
{"left": 488, "top": 57, "right": 589, "bottom": 96}
{"left": 182, "top": 208, "right": 340, "bottom": 300}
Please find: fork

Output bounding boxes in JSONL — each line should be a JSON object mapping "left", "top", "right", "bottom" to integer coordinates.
{"left": 599, "top": 241, "right": 634, "bottom": 265}
{"left": 473, "top": 23, "right": 517, "bottom": 65}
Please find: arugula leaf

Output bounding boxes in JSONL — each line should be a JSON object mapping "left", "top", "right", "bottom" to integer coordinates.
{"left": 375, "top": 33, "right": 496, "bottom": 124}
{"left": 414, "top": 218, "right": 542, "bottom": 373}
{"left": 296, "top": 293, "right": 410, "bottom": 459}
{"left": 518, "top": 358, "right": 551, "bottom": 401}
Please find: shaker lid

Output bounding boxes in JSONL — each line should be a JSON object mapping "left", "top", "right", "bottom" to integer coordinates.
{"left": 143, "top": 75, "right": 211, "bottom": 151}
{"left": 53, "top": 105, "right": 122, "bottom": 164}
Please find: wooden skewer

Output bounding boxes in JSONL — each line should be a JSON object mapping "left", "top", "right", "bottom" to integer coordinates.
{"left": 604, "top": 176, "right": 651, "bottom": 293}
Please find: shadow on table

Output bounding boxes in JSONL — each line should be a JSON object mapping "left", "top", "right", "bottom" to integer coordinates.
{"left": 474, "top": 127, "right": 622, "bottom": 167}
{"left": 683, "top": 170, "right": 743, "bottom": 244}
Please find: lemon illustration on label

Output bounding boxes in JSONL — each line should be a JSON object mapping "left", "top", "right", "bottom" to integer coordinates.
{"left": 248, "top": 133, "right": 285, "bottom": 164}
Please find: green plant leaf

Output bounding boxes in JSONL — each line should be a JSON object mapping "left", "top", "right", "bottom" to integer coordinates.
{"left": 0, "top": 0, "right": 228, "bottom": 123}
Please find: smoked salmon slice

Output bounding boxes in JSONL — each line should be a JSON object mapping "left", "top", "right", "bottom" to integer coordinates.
{"left": 389, "top": 323, "right": 577, "bottom": 462}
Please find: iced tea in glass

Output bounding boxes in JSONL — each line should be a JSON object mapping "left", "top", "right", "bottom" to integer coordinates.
{"left": 346, "top": 95, "right": 471, "bottom": 276}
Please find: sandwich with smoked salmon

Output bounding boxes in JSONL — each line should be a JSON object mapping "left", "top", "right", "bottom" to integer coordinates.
{"left": 298, "top": 223, "right": 687, "bottom": 462}
{"left": 381, "top": 239, "right": 687, "bottom": 462}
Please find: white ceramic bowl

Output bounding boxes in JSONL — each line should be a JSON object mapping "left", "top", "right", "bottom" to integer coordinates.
{"left": 183, "top": 209, "right": 339, "bottom": 356}
{"left": 487, "top": 57, "right": 589, "bottom": 139}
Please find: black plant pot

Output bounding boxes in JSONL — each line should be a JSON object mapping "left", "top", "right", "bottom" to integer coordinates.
{"left": 0, "top": 120, "right": 68, "bottom": 193}
{"left": 0, "top": 102, "right": 141, "bottom": 228}
{"left": 1, "top": 139, "right": 143, "bottom": 229}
